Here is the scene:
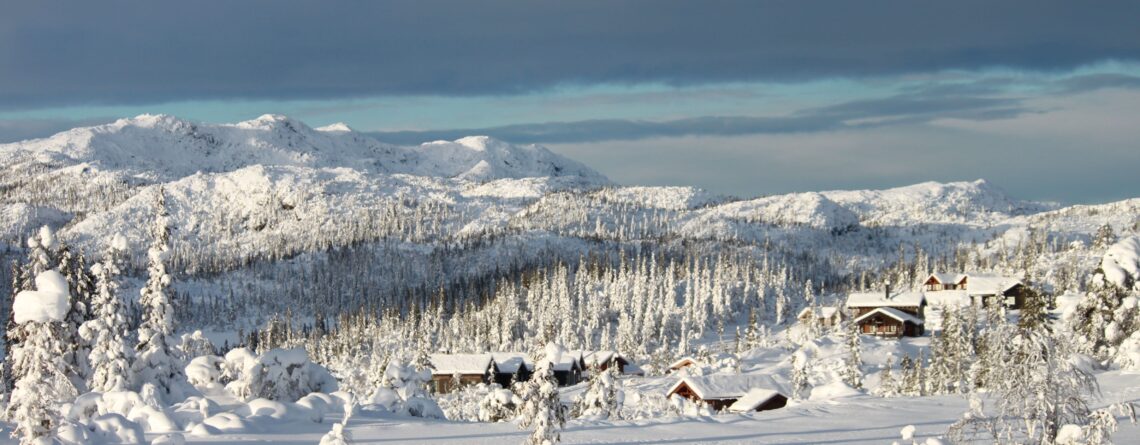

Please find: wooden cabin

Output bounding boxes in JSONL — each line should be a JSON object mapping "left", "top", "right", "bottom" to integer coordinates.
{"left": 796, "top": 306, "right": 843, "bottom": 328}
{"left": 924, "top": 273, "right": 967, "bottom": 291}
{"left": 923, "top": 273, "right": 1027, "bottom": 309}
{"left": 853, "top": 307, "right": 925, "bottom": 337}
{"left": 429, "top": 353, "right": 492, "bottom": 394}
{"left": 667, "top": 375, "right": 787, "bottom": 412}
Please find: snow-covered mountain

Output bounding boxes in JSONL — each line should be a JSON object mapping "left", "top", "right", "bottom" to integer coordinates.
{"left": 0, "top": 114, "right": 608, "bottom": 184}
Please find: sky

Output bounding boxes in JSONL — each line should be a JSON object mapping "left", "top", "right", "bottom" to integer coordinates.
{"left": 2, "top": 1, "right": 1139, "bottom": 204}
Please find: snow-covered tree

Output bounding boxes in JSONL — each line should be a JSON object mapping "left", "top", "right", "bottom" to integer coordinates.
{"left": 477, "top": 386, "right": 519, "bottom": 422}
{"left": 875, "top": 358, "right": 898, "bottom": 397}
{"left": 791, "top": 350, "right": 812, "bottom": 400}
{"left": 79, "top": 235, "right": 134, "bottom": 393}
{"left": 132, "top": 187, "right": 185, "bottom": 401}
{"left": 573, "top": 363, "right": 622, "bottom": 420}
{"left": 7, "top": 270, "right": 76, "bottom": 445}
{"left": 519, "top": 343, "right": 566, "bottom": 445}
{"left": 948, "top": 326, "right": 1099, "bottom": 444}
{"left": 842, "top": 321, "right": 863, "bottom": 390}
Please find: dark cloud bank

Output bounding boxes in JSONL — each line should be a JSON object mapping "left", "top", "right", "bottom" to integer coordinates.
{"left": 3, "top": 0, "right": 1140, "bottom": 110}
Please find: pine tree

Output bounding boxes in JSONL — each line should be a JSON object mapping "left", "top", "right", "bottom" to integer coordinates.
{"left": 132, "top": 187, "right": 185, "bottom": 401}
{"left": 80, "top": 235, "right": 134, "bottom": 392}
{"left": 842, "top": 321, "right": 863, "bottom": 389}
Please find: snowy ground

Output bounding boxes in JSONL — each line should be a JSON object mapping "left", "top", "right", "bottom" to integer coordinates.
{"left": 2, "top": 371, "right": 1131, "bottom": 445}
{"left": 134, "top": 371, "right": 1140, "bottom": 444}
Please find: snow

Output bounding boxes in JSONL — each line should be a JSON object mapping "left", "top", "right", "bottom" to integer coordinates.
{"left": 1101, "top": 235, "right": 1140, "bottom": 289}
{"left": 12, "top": 270, "right": 70, "bottom": 323}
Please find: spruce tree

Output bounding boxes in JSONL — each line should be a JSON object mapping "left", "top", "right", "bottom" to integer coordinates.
{"left": 80, "top": 235, "right": 133, "bottom": 392}
{"left": 132, "top": 187, "right": 184, "bottom": 401}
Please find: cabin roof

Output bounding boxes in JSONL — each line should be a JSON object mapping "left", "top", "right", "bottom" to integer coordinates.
{"left": 727, "top": 388, "right": 786, "bottom": 412}
{"left": 429, "top": 353, "right": 492, "bottom": 375}
{"left": 853, "top": 307, "right": 925, "bottom": 325}
{"left": 669, "top": 357, "right": 699, "bottom": 369}
{"left": 965, "top": 275, "right": 1022, "bottom": 296}
{"left": 580, "top": 350, "right": 626, "bottom": 367}
{"left": 490, "top": 353, "right": 533, "bottom": 374}
{"left": 668, "top": 374, "right": 785, "bottom": 400}
{"left": 846, "top": 291, "right": 926, "bottom": 308}
{"left": 927, "top": 273, "right": 967, "bottom": 285}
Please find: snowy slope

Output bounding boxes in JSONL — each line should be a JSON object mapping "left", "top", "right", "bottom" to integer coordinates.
{"left": 821, "top": 179, "right": 1056, "bottom": 226}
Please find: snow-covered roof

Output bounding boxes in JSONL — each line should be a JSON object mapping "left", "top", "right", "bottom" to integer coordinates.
{"left": 853, "top": 307, "right": 924, "bottom": 325}
{"left": 668, "top": 374, "right": 785, "bottom": 401}
{"left": 578, "top": 350, "right": 626, "bottom": 368}
{"left": 727, "top": 388, "right": 786, "bottom": 413}
{"left": 489, "top": 353, "right": 532, "bottom": 374}
{"left": 964, "top": 274, "right": 1021, "bottom": 296}
{"left": 926, "top": 273, "right": 966, "bottom": 285}
{"left": 429, "top": 354, "right": 492, "bottom": 375}
{"left": 797, "top": 306, "right": 840, "bottom": 319}
{"left": 549, "top": 354, "right": 580, "bottom": 372}
{"left": 669, "top": 357, "right": 699, "bottom": 370}
{"left": 846, "top": 291, "right": 925, "bottom": 308}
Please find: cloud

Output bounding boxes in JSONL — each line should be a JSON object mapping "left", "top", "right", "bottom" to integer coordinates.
{"left": 367, "top": 90, "right": 1034, "bottom": 144}
{"left": 2, "top": 1, "right": 1139, "bottom": 110}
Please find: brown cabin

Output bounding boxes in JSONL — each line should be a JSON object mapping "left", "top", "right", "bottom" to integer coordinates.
{"left": 853, "top": 307, "right": 925, "bottom": 338}
{"left": 429, "top": 353, "right": 492, "bottom": 394}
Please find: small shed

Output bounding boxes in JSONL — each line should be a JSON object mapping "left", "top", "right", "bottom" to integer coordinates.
{"left": 796, "top": 306, "right": 843, "bottom": 328}
{"left": 666, "top": 374, "right": 786, "bottom": 412}
{"left": 490, "top": 353, "right": 533, "bottom": 388}
{"left": 727, "top": 388, "right": 789, "bottom": 413}
{"left": 669, "top": 357, "right": 700, "bottom": 372}
{"left": 549, "top": 353, "right": 582, "bottom": 386}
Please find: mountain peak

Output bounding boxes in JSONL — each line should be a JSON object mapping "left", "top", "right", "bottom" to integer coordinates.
{"left": 316, "top": 122, "right": 354, "bottom": 133}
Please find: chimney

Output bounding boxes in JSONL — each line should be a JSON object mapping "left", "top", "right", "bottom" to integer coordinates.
{"left": 885, "top": 281, "right": 892, "bottom": 300}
